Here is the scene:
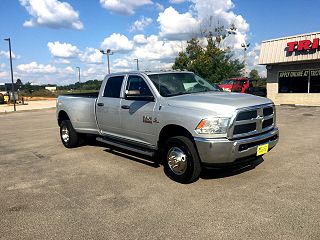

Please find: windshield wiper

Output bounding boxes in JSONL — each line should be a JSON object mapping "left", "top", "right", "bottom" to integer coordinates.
{"left": 165, "top": 92, "right": 191, "bottom": 97}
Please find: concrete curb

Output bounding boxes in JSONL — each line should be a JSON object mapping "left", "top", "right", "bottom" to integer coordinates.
{"left": 0, "top": 107, "right": 56, "bottom": 115}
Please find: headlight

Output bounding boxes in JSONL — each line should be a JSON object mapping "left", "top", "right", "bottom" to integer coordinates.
{"left": 195, "top": 117, "right": 230, "bottom": 134}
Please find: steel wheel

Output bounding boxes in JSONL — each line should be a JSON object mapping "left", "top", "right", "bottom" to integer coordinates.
{"left": 167, "top": 147, "right": 188, "bottom": 175}
{"left": 61, "top": 125, "right": 70, "bottom": 143}
{"left": 163, "top": 136, "right": 202, "bottom": 183}
{"left": 60, "top": 120, "right": 80, "bottom": 148}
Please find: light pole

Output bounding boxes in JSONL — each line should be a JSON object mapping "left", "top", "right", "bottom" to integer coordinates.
{"left": 4, "top": 37, "right": 16, "bottom": 111}
{"left": 241, "top": 43, "right": 250, "bottom": 77}
{"left": 76, "top": 67, "right": 80, "bottom": 83}
{"left": 134, "top": 58, "right": 139, "bottom": 71}
{"left": 100, "top": 49, "right": 113, "bottom": 74}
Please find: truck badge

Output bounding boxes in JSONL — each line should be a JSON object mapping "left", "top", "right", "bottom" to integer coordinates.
{"left": 143, "top": 116, "right": 153, "bottom": 124}
{"left": 153, "top": 117, "right": 159, "bottom": 123}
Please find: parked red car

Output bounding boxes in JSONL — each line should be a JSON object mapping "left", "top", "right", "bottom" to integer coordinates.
{"left": 218, "top": 78, "right": 266, "bottom": 97}
{"left": 218, "top": 77, "right": 249, "bottom": 93}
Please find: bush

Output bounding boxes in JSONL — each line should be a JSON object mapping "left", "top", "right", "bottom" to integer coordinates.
{"left": 20, "top": 89, "right": 57, "bottom": 98}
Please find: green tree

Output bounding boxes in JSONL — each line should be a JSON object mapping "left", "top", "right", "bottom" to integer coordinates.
{"left": 172, "top": 33, "right": 244, "bottom": 83}
{"left": 249, "top": 69, "right": 260, "bottom": 79}
{"left": 16, "top": 78, "right": 23, "bottom": 91}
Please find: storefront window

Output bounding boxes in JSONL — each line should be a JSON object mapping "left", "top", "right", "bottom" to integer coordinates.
{"left": 310, "top": 69, "right": 320, "bottom": 93}
{"left": 278, "top": 70, "right": 309, "bottom": 93}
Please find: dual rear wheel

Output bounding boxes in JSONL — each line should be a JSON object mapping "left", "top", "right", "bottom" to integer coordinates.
{"left": 60, "top": 120, "right": 81, "bottom": 148}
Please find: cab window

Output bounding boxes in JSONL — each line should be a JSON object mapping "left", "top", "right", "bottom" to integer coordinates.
{"left": 103, "top": 76, "right": 124, "bottom": 98}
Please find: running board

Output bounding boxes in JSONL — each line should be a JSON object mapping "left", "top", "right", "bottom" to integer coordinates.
{"left": 96, "top": 137, "right": 156, "bottom": 157}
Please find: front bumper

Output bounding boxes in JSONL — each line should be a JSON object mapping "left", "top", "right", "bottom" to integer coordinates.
{"left": 194, "top": 127, "right": 279, "bottom": 165}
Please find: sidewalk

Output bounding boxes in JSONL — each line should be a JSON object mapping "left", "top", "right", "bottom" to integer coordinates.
{"left": 0, "top": 100, "right": 56, "bottom": 113}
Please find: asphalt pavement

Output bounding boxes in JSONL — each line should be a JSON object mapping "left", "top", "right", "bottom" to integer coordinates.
{"left": 0, "top": 106, "right": 319, "bottom": 240}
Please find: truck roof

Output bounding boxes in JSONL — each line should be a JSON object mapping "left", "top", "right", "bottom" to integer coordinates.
{"left": 105, "top": 70, "right": 193, "bottom": 77}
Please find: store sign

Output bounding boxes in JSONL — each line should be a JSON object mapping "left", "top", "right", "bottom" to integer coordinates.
{"left": 279, "top": 70, "right": 309, "bottom": 78}
{"left": 287, "top": 38, "right": 319, "bottom": 53}
{"left": 310, "top": 69, "right": 320, "bottom": 76}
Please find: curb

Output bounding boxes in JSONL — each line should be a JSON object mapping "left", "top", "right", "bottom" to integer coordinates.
{"left": 0, "top": 107, "right": 56, "bottom": 115}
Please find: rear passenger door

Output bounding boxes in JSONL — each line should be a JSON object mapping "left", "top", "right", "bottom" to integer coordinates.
{"left": 96, "top": 75, "right": 125, "bottom": 137}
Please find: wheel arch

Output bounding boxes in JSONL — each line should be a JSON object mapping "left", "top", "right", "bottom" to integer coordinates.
{"left": 58, "top": 110, "right": 70, "bottom": 126}
{"left": 158, "top": 124, "right": 195, "bottom": 149}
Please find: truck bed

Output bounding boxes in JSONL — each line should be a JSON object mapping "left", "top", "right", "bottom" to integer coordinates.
{"left": 61, "top": 92, "right": 99, "bottom": 98}
{"left": 57, "top": 94, "right": 100, "bottom": 135}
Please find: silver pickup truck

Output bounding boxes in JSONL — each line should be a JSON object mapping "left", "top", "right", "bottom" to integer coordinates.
{"left": 56, "top": 71, "right": 279, "bottom": 183}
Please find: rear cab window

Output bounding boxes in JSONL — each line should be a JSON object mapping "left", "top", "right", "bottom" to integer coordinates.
{"left": 103, "top": 75, "right": 125, "bottom": 98}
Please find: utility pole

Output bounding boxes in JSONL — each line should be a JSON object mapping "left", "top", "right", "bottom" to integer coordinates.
{"left": 4, "top": 37, "right": 16, "bottom": 111}
{"left": 100, "top": 49, "right": 113, "bottom": 74}
{"left": 134, "top": 58, "right": 139, "bottom": 71}
{"left": 76, "top": 67, "right": 81, "bottom": 83}
{"left": 241, "top": 43, "right": 250, "bottom": 77}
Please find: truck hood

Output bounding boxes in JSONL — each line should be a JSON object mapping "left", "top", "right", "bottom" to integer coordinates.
{"left": 166, "top": 92, "right": 273, "bottom": 117}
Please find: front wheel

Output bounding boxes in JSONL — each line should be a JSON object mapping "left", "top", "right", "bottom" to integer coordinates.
{"left": 163, "top": 136, "right": 202, "bottom": 183}
{"left": 60, "top": 120, "right": 81, "bottom": 148}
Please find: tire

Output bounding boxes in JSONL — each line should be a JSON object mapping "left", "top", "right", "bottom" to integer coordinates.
{"left": 60, "top": 120, "right": 80, "bottom": 148}
{"left": 162, "top": 136, "right": 202, "bottom": 183}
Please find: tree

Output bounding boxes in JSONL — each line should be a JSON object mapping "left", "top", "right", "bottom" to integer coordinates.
{"left": 16, "top": 78, "right": 23, "bottom": 86}
{"left": 249, "top": 69, "right": 260, "bottom": 79}
{"left": 16, "top": 78, "right": 23, "bottom": 90}
{"left": 172, "top": 33, "right": 244, "bottom": 83}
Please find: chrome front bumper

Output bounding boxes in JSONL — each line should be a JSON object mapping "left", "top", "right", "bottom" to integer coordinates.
{"left": 194, "top": 127, "right": 279, "bottom": 165}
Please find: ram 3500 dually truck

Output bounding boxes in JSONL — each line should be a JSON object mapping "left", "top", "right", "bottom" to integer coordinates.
{"left": 56, "top": 71, "right": 279, "bottom": 183}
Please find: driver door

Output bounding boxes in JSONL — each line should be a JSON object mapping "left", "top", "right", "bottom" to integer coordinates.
{"left": 120, "top": 75, "right": 157, "bottom": 148}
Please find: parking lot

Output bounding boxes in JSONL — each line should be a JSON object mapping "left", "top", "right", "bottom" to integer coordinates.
{"left": 0, "top": 106, "right": 319, "bottom": 240}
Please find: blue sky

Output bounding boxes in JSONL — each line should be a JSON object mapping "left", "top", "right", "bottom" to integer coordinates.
{"left": 1, "top": 0, "right": 320, "bottom": 85}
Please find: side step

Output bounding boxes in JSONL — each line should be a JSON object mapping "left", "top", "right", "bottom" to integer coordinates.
{"left": 96, "top": 137, "right": 156, "bottom": 157}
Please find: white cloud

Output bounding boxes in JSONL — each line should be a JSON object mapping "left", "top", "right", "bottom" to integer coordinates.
{"left": 0, "top": 63, "right": 6, "bottom": 68}
{"left": 245, "top": 43, "right": 266, "bottom": 77}
{"left": 158, "top": 1, "right": 249, "bottom": 47}
{"left": 101, "top": 33, "right": 133, "bottom": 52}
{"left": 0, "top": 71, "right": 8, "bottom": 79}
{"left": 132, "top": 35, "right": 182, "bottom": 62}
{"left": 13, "top": 62, "right": 81, "bottom": 85}
{"left": 82, "top": 65, "right": 106, "bottom": 80}
{"left": 133, "top": 34, "right": 148, "bottom": 44}
{"left": 79, "top": 48, "right": 103, "bottom": 64}
{"left": 100, "top": 0, "right": 153, "bottom": 15}
{"left": 19, "top": 0, "right": 83, "bottom": 30}
{"left": 54, "top": 58, "right": 71, "bottom": 64}
{"left": 130, "top": 16, "right": 153, "bottom": 32}
{"left": 87, "top": 67, "right": 99, "bottom": 74}
{"left": 48, "top": 41, "right": 79, "bottom": 58}
{"left": 0, "top": 50, "right": 21, "bottom": 60}
{"left": 155, "top": 2, "right": 164, "bottom": 11}
{"left": 169, "top": 0, "right": 186, "bottom": 3}
{"left": 61, "top": 66, "right": 75, "bottom": 74}
{"left": 191, "top": 0, "right": 249, "bottom": 48}
{"left": 158, "top": 7, "right": 199, "bottom": 40}
{"left": 17, "top": 61, "right": 57, "bottom": 73}
{"left": 113, "top": 59, "right": 130, "bottom": 68}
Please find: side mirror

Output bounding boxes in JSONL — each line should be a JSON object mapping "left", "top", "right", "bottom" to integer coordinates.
{"left": 125, "top": 90, "right": 154, "bottom": 101}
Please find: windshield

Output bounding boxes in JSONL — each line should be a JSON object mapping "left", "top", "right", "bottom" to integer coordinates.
{"left": 148, "top": 73, "right": 220, "bottom": 97}
{"left": 222, "top": 79, "right": 235, "bottom": 85}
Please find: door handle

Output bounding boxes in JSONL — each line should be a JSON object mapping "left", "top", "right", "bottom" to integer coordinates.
{"left": 97, "top": 103, "right": 104, "bottom": 107}
{"left": 121, "top": 105, "right": 130, "bottom": 109}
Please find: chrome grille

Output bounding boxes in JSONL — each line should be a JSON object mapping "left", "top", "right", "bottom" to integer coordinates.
{"left": 228, "top": 104, "right": 275, "bottom": 139}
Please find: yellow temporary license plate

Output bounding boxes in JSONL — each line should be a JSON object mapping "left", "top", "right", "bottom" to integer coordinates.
{"left": 257, "top": 144, "right": 269, "bottom": 156}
